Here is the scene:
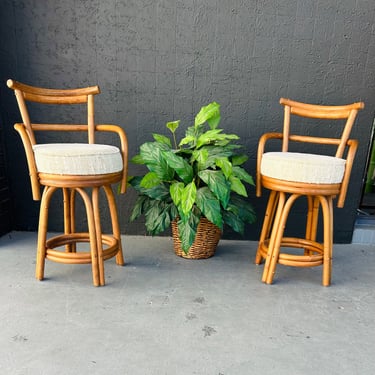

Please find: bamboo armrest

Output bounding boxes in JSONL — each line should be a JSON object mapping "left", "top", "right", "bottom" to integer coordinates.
{"left": 337, "top": 139, "right": 358, "bottom": 208}
{"left": 14, "top": 124, "right": 41, "bottom": 200}
{"left": 96, "top": 124, "right": 128, "bottom": 194}
{"left": 256, "top": 133, "right": 283, "bottom": 197}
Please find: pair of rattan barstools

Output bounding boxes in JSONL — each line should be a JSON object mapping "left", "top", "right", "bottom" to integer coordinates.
{"left": 7, "top": 79, "right": 364, "bottom": 286}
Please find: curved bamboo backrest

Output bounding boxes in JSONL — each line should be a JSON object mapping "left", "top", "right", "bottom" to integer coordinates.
{"left": 279, "top": 98, "right": 364, "bottom": 157}
{"left": 7, "top": 79, "right": 100, "bottom": 145}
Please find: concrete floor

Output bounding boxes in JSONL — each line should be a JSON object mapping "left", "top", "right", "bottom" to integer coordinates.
{"left": 0, "top": 231, "right": 374, "bottom": 375}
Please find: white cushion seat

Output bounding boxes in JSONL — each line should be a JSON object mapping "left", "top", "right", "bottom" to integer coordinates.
{"left": 261, "top": 152, "right": 346, "bottom": 184}
{"left": 33, "top": 143, "right": 123, "bottom": 175}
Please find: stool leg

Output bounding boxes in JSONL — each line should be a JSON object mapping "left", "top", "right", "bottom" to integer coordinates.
{"left": 319, "top": 195, "right": 333, "bottom": 286}
{"left": 36, "top": 186, "right": 57, "bottom": 281}
{"left": 63, "top": 188, "right": 76, "bottom": 253}
{"left": 265, "top": 193, "right": 300, "bottom": 285}
{"left": 69, "top": 189, "right": 77, "bottom": 252}
{"left": 255, "top": 190, "right": 278, "bottom": 265}
{"left": 262, "top": 192, "right": 286, "bottom": 283}
{"left": 75, "top": 187, "right": 100, "bottom": 286}
{"left": 92, "top": 187, "right": 106, "bottom": 286}
{"left": 104, "top": 185, "right": 125, "bottom": 266}
{"left": 305, "top": 196, "right": 320, "bottom": 255}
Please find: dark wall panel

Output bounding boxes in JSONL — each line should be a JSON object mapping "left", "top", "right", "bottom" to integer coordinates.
{"left": 1, "top": 0, "right": 375, "bottom": 242}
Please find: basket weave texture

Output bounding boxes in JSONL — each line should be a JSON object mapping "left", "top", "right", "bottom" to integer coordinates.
{"left": 171, "top": 217, "right": 222, "bottom": 259}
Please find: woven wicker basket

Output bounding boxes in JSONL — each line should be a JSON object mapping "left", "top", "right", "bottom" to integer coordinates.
{"left": 171, "top": 217, "right": 222, "bottom": 259}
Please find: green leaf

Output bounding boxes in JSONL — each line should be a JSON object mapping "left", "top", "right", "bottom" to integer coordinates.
{"left": 215, "top": 157, "right": 233, "bottom": 179}
{"left": 192, "top": 149, "right": 208, "bottom": 169}
{"left": 222, "top": 196, "right": 256, "bottom": 235}
{"left": 222, "top": 211, "right": 245, "bottom": 234}
{"left": 139, "top": 141, "right": 169, "bottom": 164}
{"left": 196, "top": 129, "right": 222, "bottom": 148}
{"left": 166, "top": 120, "right": 180, "bottom": 134}
{"left": 229, "top": 175, "right": 247, "bottom": 197}
{"left": 198, "top": 146, "right": 234, "bottom": 169}
{"left": 153, "top": 133, "right": 171, "bottom": 147}
{"left": 170, "top": 182, "right": 184, "bottom": 206}
{"left": 145, "top": 201, "right": 171, "bottom": 235}
{"left": 130, "top": 154, "right": 145, "bottom": 164}
{"left": 232, "top": 154, "right": 248, "bottom": 166}
{"left": 177, "top": 213, "right": 200, "bottom": 252}
{"left": 195, "top": 187, "right": 223, "bottom": 229}
{"left": 228, "top": 196, "right": 256, "bottom": 224}
{"left": 180, "top": 181, "right": 197, "bottom": 215}
{"left": 140, "top": 171, "right": 162, "bottom": 189}
{"left": 130, "top": 176, "right": 171, "bottom": 200}
{"left": 198, "top": 170, "right": 230, "bottom": 208}
{"left": 130, "top": 195, "right": 148, "bottom": 222}
{"left": 179, "top": 135, "right": 195, "bottom": 147}
{"left": 140, "top": 142, "right": 174, "bottom": 180}
{"left": 232, "top": 166, "right": 255, "bottom": 185}
{"left": 196, "top": 129, "right": 239, "bottom": 149}
{"left": 162, "top": 150, "right": 193, "bottom": 183}
{"left": 194, "top": 102, "right": 221, "bottom": 129}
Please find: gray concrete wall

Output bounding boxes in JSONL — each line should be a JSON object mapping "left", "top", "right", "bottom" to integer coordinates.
{"left": 1, "top": 0, "right": 375, "bottom": 242}
{"left": 0, "top": 0, "right": 14, "bottom": 235}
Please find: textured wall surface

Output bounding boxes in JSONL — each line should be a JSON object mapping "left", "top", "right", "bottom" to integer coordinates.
{"left": 1, "top": 0, "right": 375, "bottom": 241}
{"left": 0, "top": 0, "right": 13, "bottom": 235}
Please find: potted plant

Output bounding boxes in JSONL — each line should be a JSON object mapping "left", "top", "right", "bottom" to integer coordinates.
{"left": 128, "top": 102, "right": 256, "bottom": 258}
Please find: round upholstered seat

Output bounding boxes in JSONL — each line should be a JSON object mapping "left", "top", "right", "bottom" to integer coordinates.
{"left": 33, "top": 143, "right": 123, "bottom": 175}
{"left": 260, "top": 152, "right": 346, "bottom": 184}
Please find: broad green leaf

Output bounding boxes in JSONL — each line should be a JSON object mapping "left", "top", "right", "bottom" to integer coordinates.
{"left": 196, "top": 129, "right": 239, "bottom": 148}
{"left": 179, "top": 135, "right": 195, "bottom": 147}
{"left": 198, "top": 170, "right": 230, "bottom": 208}
{"left": 130, "top": 176, "right": 171, "bottom": 200}
{"left": 229, "top": 175, "right": 247, "bottom": 197}
{"left": 192, "top": 148, "right": 209, "bottom": 171}
{"left": 232, "top": 154, "right": 248, "bottom": 166}
{"left": 222, "top": 211, "right": 245, "bottom": 234}
{"left": 140, "top": 171, "right": 161, "bottom": 189}
{"left": 162, "top": 150, "right": 193, "bottom": 183}
{"left": 215, "top": 157, "right": 233, "bottom": 179}
{"left": 195, "top": 187, "right": 223, "bottom": 229}
{"left": 139, "top": 141, "right": 170, "bottom": 164}
{"left": 130, "top": 154, "right": 145, "bottom": 164}
{"left": 185, "top": 125, "right": 196, "bottom": 137}
{"left": 194, "top": 102, "right": 221, "bottom": 129}
{"left": 228, "top": 196, "right": 256, "bottom": 224}
{"left": 153, "top": 133, "right": 171, "bottom": 147}
{"left": 198, "top": 145, "right": 234, "bottom": 169}
{"left": 130, "top": 195, "right": 148, "bottom": 221}
{"left": 170, "top": 182, "right": 184, "bottom": 206}
{"left": 177, "top": 213, "right": 200, "bottom": 252}
{"left": 140, "top": 142, "right": 174, "bottom": 180}
{"left": 180, "top": 181, "right": 197, "bottom": 215}
{"left": 167, "top": 202, "right": 179, "bottom": 220}
{"left": 145, "top": 200, "right": 171, "bottom": 235}
{"left": 232, "top": 166, "right": 255, "bottom": 185}
{"left": 166, "top": 120, "right": 180, "bottom": 133}
{"left": 196, "top": 129, "right": 223, "bottom": 148}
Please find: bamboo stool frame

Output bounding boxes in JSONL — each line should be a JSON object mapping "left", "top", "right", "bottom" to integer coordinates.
{"left": 255, "top": 98, "right": 364, "bottom": 286}
{"left": 7, "top": 79, "right": 128, "bottom": 286}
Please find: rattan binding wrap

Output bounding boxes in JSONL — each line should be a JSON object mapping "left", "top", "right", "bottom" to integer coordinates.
{"left": 171, "top": 217, "right": 222, "bottom": 259}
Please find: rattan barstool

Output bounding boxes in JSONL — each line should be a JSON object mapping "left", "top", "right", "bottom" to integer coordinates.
{"left": 7, "top": 79, "right": 128, "bottom": 286}
{"left": 255, "top": 98, "right": 364, "bottom": 286}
